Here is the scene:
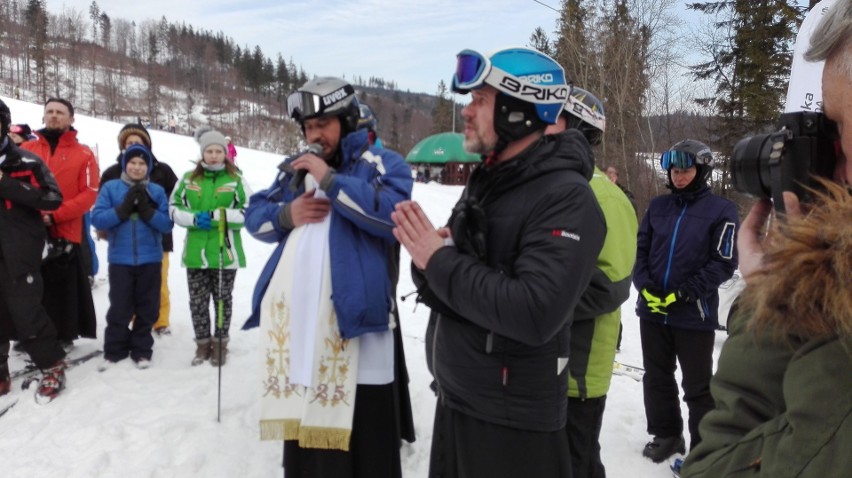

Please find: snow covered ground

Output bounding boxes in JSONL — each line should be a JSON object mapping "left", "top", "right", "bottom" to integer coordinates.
{"left": 0, "top": 96, "right": 735, "bottom": 477}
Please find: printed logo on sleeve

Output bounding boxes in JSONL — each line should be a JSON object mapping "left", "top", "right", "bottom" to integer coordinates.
{"left": 551, "top": 229, "right": 580, "bottom": 241}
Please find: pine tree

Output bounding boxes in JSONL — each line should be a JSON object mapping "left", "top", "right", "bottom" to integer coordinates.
{"left": 553, "top": 0, "right": 593, "bottom": 87}
{"left": 528, "top": 27, "right": 554, "bottom": 57}
{"left": 688, "top": 1, "right": 803, "bottom": 153}
{"left": 431, "top": 80, "right": 455, "bottom": 134}
{"left": 24, "top": 0, "right": 48, "bottom": 98}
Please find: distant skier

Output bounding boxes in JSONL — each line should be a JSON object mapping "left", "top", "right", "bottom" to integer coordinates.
{"left": 226, "top": 136, "right": 237, "bottom": 164}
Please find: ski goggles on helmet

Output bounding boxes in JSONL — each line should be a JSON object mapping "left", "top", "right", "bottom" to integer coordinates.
{"left": 660, "top": 150, "right": 697, "bottom": 170}
{"left": 453, "top": 49, "right": 490, "bottom": 93}
{"left": 287, "top": 84, "right": 355, "bottom": 122}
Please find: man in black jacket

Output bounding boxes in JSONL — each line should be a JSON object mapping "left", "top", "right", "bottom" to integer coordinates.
{"left": 392, "top": 47, "right": 606, "bottom": 478}
{"left": 0, "top": 99, "right": 68, "bottom": 403}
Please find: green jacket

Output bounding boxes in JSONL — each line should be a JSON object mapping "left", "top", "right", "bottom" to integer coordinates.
{"left": 170, "top": 167, "right": 251, "bottom": 269}
{"left": 568, "top": 167, "right": 638, "bottom": 399}
{"left": 683, "top": 188, "right": 852, "bottom": 478}
{"left": 683, "top": 313, "right": 851, "bottom": 477}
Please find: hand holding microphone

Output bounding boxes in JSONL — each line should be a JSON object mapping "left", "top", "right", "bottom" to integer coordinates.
{"left": 287, "top": 143, "right": 324, "bottom": 192}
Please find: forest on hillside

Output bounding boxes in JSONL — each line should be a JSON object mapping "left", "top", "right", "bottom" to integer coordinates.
{"left": 0, "top": 0, "right": 438, "bottom": 155}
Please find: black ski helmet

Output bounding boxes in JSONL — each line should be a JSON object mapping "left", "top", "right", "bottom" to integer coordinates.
{"left": 562, "top": 86, "right": 606, "bottom": 145}
{"left": 0, "top": 99, "right": 11, "bottom": 139}
{"left": 287, "top": 77, "right": 361, "bottom": 135}
{"left": 357, "top": 103, "right": 379, "bottom": 133}
{"left": 663, "top": 139, "right": 714, "bottom": 187}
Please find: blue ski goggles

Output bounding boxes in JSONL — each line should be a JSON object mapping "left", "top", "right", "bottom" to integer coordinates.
{"left": 452, "top": 49, "right": 490, "bottom": 93}
{"left": 660, "top": 150, "right": 697, "bottom": 170}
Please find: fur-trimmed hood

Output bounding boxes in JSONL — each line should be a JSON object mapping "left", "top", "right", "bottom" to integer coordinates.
{"left": 743, "top": 182, "right": 852, "bottom": 343}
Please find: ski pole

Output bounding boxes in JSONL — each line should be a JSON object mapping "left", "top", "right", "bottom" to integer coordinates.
{"left": 217, "top": 207, "right": 226, "bottom": 423}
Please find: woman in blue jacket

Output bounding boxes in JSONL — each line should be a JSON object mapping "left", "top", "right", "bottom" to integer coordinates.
{"left": 633, "top": 139, "right": 739, "bottom": 463}
{"left": 92, "top": 144, "right": 172, "bottom": 368}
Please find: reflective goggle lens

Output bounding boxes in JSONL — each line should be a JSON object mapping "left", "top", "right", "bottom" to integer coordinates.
{"left": 453, "top": 50, "right": 488, "bottom": 90}
{"left": 286, "top": 91, "right": 322, "bottom": 120}
{"left": 9, "top": 125, "right": 23, "bottom": 134}
{"left": 661, "top": 150, "right": 696, "bottom": 170}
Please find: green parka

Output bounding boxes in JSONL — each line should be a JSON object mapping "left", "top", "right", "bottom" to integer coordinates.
{"left": 170, "top": 167, "right": 251, "bottom": 269}
{"left": 568, "top": 167, "right": 638, "bottom": 399}
{"left": 682, "top": 186, "right": 852, "bottom": 478}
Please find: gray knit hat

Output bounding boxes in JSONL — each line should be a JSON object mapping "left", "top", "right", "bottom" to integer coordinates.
{"left": 195, "top": 126, "right": 228, "bottom": 156}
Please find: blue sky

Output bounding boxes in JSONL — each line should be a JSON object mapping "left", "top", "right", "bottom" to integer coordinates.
{"left": 53, "top": 0, "right": 565, "bottom": 95}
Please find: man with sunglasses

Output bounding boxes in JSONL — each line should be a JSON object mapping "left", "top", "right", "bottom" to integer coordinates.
{"left": 392, "top": 47, "right": 605, "bottom": 477}
{"left": 245, "top": 77, "right": 414, "bottom": 478}
{"left": 633, "top": 140, "right": 739, "bottom": 463}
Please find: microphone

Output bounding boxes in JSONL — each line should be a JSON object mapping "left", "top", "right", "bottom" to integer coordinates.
{"left": 288, "top": 143, "right": 322, "bottom": 193}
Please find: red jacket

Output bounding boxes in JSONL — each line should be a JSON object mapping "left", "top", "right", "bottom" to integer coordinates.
{"left": 22, "top": 129, "right": 99, "bottom": 243}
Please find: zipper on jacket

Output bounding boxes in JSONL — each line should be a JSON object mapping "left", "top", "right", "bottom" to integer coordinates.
{"left": 662, "top": 203, "right": 689, "bottom": 292}
{"left": 432, "top": 314, "right": 445, "bottom": 405}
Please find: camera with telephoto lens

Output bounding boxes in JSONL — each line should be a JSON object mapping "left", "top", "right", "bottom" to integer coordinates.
{"left": 731, "top": 111, "right": 839, "bottom": 212}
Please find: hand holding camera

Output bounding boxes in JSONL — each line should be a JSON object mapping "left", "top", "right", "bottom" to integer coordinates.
{"left": 732, "top": 111, "right": 838, "bottom": 212}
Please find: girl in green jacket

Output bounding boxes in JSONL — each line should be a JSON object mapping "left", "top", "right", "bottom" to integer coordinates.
{"left": 170, "top": 128, "right": 251, "bottom": 366}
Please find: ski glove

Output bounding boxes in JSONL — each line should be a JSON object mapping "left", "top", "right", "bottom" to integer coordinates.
{"left": 137, "top": 196, "right": 156, "bottom": 221}
{"left": 641, "top": 287, "right": 676, "bottom": 315}
{"left": 676, "top": 288, "right": 696, "bottom": 303}
{"left": 115, "top": 189, "right": 141, "bottom": 220}
{"left": 195, "top": 211, "right": 212, "bottom": 230}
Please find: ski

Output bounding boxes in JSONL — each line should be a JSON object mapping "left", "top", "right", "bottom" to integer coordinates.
{"left": 9, "top": 349, "right": 103, "bottom": 382}
{"left": 612, "top": 360, "right": 645, "bottom": 381}
{"left": 0, "top": 350, "right": 104, "bottom": 415}
{"left": 0, "top": 397, "right": 18, "bottom": 418}
{"left": 9, "top": 362, "right": 38, "bottom": 380}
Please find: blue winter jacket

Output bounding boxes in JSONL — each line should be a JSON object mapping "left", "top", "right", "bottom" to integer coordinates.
{"left": 243, "top": 129, "right": 413, "bottom": 338}
{"left": 91, "top": 179, "right": 172, "bottom": 266}
{"left": 633, "top": 185, "right": 738, "bottom": 330}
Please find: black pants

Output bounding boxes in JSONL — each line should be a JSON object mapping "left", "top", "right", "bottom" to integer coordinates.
{"left": 0, "top": 258, "right": 65, "bottom": 369}
{"left": 566, "top": 396, "right": 607, "bottom": 478}
{"left": 284, "top": 383, "right": 402, "bottom": 478}
{"left": 41, "top": 243, "right": 97, "bottom": 341}
{"left": 640, "top": 320, "right": 715, "bottom": 450}
{"left": 430, "top": 403, "right": 572, "bottom": 478}
{"left": 187, "top": 268, "right": 236, "bottom": 340}
{"left": 104, "top": 263, "right": 161, "bottom": 362}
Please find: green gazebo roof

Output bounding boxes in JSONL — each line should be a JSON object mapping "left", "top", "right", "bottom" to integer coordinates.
{"left": 406, "top": 132, "right": 481, "bottom": 164}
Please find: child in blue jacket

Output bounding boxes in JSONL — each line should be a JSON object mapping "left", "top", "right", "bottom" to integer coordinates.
{"left": 92, "top": 144, "right": 172, "bottom": 368}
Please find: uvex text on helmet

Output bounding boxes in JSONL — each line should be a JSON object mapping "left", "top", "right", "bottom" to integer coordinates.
{"left": 287, "top": 77, "right": 361, "bottom": 133}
